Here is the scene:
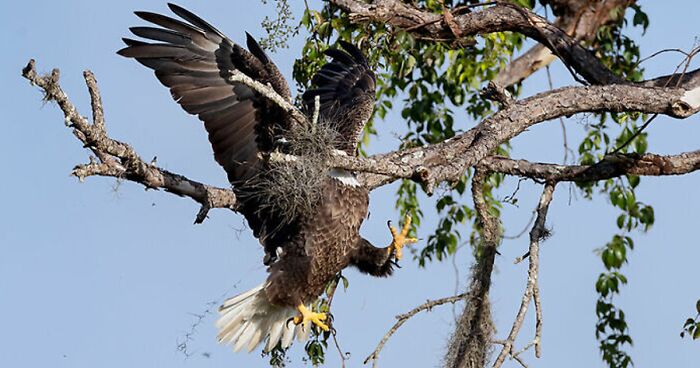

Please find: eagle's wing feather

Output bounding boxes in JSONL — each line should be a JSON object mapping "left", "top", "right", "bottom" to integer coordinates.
{"left": 302, "top": 41, "right": 376, "bottom": 154}
{"left": 118, "top": 4, "right": 296, "bottom": 246}
{"left": 117, "top": 4, "right": 291, "bottom": 184}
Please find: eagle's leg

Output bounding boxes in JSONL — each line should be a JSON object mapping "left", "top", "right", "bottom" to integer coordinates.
{"left": 293, "top": 304, "right": 329, "bottom": 332}
{"left": 350, "top": 215, "right": 418, "bottom": 277}
{"left": 387, "top": 215, "right": 418, "bottom": 261}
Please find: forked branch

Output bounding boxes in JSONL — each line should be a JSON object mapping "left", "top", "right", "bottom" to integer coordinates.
{"left": 22, "top": 59, "right": 237, "bottom": 223}
{"left": 493, "top": 183, "right": 555, "bottom": 368}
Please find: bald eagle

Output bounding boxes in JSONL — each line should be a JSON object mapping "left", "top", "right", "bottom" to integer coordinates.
{"left": 118, "top": 3, "right": 416, "bottom": 353}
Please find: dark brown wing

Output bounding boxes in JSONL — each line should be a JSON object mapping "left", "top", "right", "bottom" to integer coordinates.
{"left": 117, "top": 3, "right": 291, "bottom": 183}
{"left": 302, "top": 41, "right": 376, "bottom": 154}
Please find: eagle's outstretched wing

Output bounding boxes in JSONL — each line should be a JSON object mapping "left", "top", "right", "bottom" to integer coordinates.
{"left": 118, "top": 3, "right": 300, "bottom": 251}
{"left": 117, "top": 3, "right": 291, "bottom": 184}
{"left": 302, "top": 41, "right": 376, "bottom": 154}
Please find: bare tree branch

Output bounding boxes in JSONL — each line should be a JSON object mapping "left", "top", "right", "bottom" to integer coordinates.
{"left": 349, "top": 83, "right": 700, "bottom": 190}
{"left": 364, "top": 292, "right": 468, "bottom": 367}
{"left": 228, "top": 70, "right": 308, "bottom": 126}
{"left": 532, "top": 281, "right": 543, "bottom": 359}
{"left": 333, "top": 0, "right": 700, "bottom": 90}
{"left": 478, "top": 151, "right": 700, "bottom": 182}
{"left": 26, "top": 56, "right": 700, "bottom": 224}
{"left": 22, "top": 59, "right": 237, "bottom": 223}
{"left": 493, "top": 183, "right": 555, "bottom": 368}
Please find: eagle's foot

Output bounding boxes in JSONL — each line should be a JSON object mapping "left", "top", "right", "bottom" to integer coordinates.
{"left": 293, "top": 304, "right": 329, "bottom": 332}
{"left": 387, "top": 215, "right": 418, "bottom": 261}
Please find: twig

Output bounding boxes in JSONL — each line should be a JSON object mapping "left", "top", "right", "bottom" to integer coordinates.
{"left": 493, "top": 183, "right": 555, "bottom": 368}
{"left": 311, "top": 95, "right": 321, "bottom": 126}
{"left": 612, "top": 45, "right": 700, "bottom": 154}
{"left": 177, "top": 281, "right": 242, "bottom": 359}
{"left": 323, "top": 275, "right": 349, "bottom": 368}
{"left": 504, "top": 2, "right": 589, "bottom": 85}
{"left": 491, "top": 340, "right": 529, "bottom": 368}
{"left": 228, "top": 70, "right": 308, "bottom": 125}
{"left": 609, "top": 113, "right": 659, "bottom": 154}
{"left": 364, "top": 293, "right": 467, "bottom": 367}
{"left": 331, "top": 329, "right": 349, "bottom": 368}
{"left": 634, "top": 48, "right": 691, "bottom": 69}
{"left": 533, "top": 282, "right": 543, "bottom": 358}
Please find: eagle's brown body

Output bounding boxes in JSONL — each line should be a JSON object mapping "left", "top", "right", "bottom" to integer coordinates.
{"left": 266, "top": 180, "right": 369, "bottom": 306}
{"left": 118, "top": 3, "right": 405, "bottom": 353}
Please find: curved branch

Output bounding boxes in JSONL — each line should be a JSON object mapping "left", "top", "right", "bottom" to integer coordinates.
{"left": 364, "top": 292, "right": 468, "bottom": 367}
{"left": 350, "top": 83, "right": 700, "bottom": 190}
{"left": 22, "top": 60, "right": 237, "bottom": 223}
{"left": 494, "top": 0, "right": 636, "bottom": 87}
{"left": 333, "top": 0, "right": 700, "bottom": 90}
{"left": 331, "top": 0, "right": 624, "bottom": 85}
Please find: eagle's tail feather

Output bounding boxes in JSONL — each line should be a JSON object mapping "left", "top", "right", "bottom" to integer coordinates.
{"left": 216, "top": 282, "right": 309, "bottom": 352}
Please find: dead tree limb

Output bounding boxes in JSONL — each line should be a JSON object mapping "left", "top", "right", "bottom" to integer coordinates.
{"left": 364, "top": 292, "right": 468, "bottom": 367}
{"left": 22, "top": 59, "right": 237, "bottom": 223}
{"left": 492, "top": 183, "right": 555, "bottom": 368}
{"left": 23, "top": 58, "right": 700, "bottom": 224}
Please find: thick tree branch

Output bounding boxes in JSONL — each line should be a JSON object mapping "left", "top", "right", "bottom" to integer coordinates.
{"left": 351, "top": 83, "right": 700, "bottom": 190}
{"left": 23, "top": 57, "right": 700, "bottom": 222}
{"left": 493, "top": 183, "right": 555, "bottom": 368}
{"left": 22, "top": 60, "right": 237, "bottom": 223}
{"left": 494, "top": 0, "right": 635, "bottom": 87}
{"left": 333, "top": 0, "right": 700, "bottom": 90}
{"left": 331, "top": 0, "right": 624, "bottom": 85}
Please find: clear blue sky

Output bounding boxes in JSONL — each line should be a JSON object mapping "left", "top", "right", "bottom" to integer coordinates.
{"left": 1, "top": 1, "right": 699, "bottom": 367}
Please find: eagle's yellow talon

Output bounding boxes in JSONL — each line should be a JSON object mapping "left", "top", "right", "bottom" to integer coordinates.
{"left": 387, "top": 215, "right": 418, "bottom": 261}
{"left": 294, "top": 304, "right": 329, "bottom": 331}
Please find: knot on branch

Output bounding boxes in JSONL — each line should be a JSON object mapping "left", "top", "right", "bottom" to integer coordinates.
{"left": 671, "top": 89, "right": 700, "bottom": 117}
{"left": 412, "top": 165, "right": 435, "bottom": 195}
{"left": 481, "top": 81, "right": 513, "bottom": 108}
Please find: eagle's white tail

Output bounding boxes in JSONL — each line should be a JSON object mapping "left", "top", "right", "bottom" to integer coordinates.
{"left": 216, "top": 282, "right": 310, "bottom": 352}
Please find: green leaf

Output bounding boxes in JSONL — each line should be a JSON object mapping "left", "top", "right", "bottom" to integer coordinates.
{"left": 616, "top": 214, "right": 626, "bottom": 229}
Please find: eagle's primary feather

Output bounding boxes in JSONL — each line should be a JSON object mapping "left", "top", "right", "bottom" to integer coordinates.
{"left": 118, "top": 3, "right": 413, "bottom": 352}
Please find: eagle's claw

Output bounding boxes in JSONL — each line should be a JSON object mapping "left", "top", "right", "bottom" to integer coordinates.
{"left": 387, "top": 215, "right": 418, "bottom": 261}
{"left": 293, "top": 304, "right": 329, "bottom": 332}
